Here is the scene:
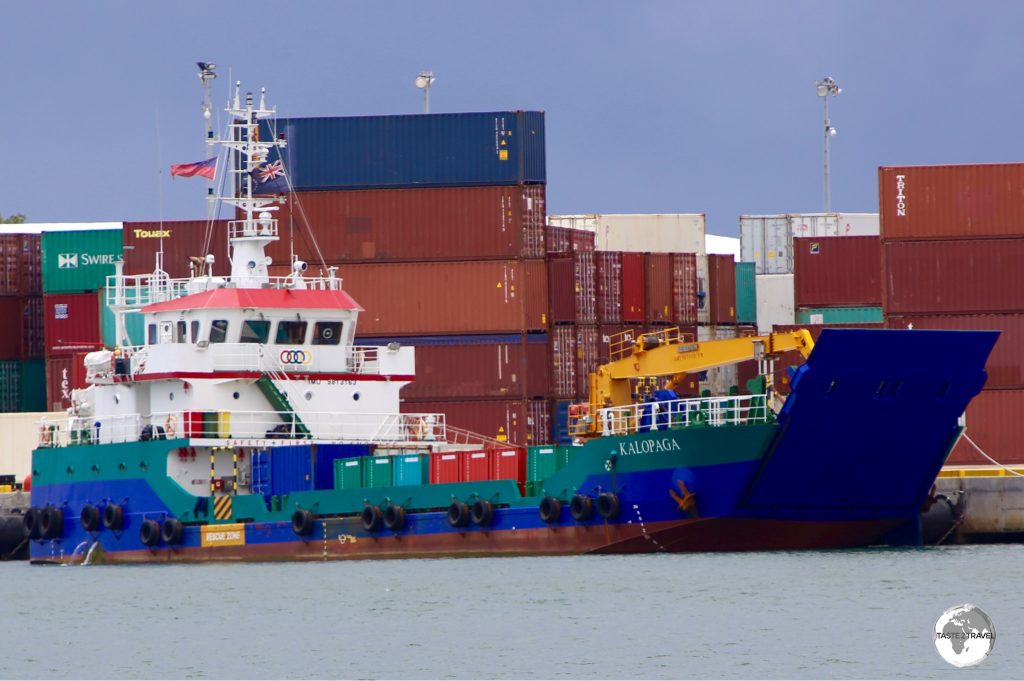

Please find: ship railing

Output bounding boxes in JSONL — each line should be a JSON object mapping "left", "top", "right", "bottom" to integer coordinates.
{"left": 227, "top": 218, "right": 278, "bottom": 240}
{"left": 579, "top": 393, "right": 772, "bottom": 437}
{"left": 104, "top": 273, "right": 341, "bottom": 309}
{"left": 36, "top": 410, "right": 448, "bottom": 447}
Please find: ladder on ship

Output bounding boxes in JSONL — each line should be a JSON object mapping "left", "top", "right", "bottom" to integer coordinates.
{"left": 255, "top": 357, "right": 311, "bottom": 438}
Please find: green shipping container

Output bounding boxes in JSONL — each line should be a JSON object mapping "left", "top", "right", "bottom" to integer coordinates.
{"left": 393, "top": 453, "right": 430, "bottom": 486}
{"left": 0, "top": 361, "right": 20, "bottom": 412}
{"left": 735, "top": 262, "right": 757, "bottom": 324}
{"left": 527, "top": 445, "right": 562, "bottom": 483}
{"left": 796, "top": 307, "right": 883, "bottom": 324}
{"left": 42, "top": 229, "right": 123, "bottom": 293}
{"left": 363, "top": 455, "right": 393, "bottom": 488}
{"left": 334, "top": 457, "right": 364, "bottom": 490}
{"left": 101, "top": 288, "right": 146, "bottom": 347}
{"left": 18, "top": 359, "right": 45, "bottom": 412}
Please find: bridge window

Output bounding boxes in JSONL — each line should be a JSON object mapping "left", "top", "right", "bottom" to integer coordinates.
{"left": 209, "top": 319, "right": 229, "bottom": 344}
{"left": 240, "top": 320, "right": 270, "bottom": 344}
{"left": 191, "top": 321, "right": 200, "bottom": 344}
{"left": 312, "top": 321, "right": 343, "bottom": 346}
{"left": 147, "top": 324, "right": 157, "bottom": 345}
{"left": 276, "top": 321, "right": 307, "bottom": 344}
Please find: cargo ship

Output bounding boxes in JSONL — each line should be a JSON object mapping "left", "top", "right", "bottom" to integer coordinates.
{"left": 21, "top": 78, "right": 999, "bottom": 565}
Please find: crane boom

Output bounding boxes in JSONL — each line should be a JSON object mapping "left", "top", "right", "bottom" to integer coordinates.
{"left": 584, "top": 327, "right": 815, "bottom": 431}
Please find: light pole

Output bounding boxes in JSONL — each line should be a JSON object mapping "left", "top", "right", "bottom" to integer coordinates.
{"left": 415, "top": 71, "right": 436, "bottom": 113}
{"left": 816, "top": 76, "right": 841, "bottom": 212}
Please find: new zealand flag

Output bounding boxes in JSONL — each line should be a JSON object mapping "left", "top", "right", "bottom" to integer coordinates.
{"left": 250, "top": 160, "right": 289, "bottom": 194}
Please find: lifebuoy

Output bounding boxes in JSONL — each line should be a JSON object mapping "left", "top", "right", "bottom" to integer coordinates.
{"left": 570, "top": 495, "right": 593, "bottom": 522}
{"left": 447, "top": 501, "right": 469, "bottom": 528}
{"left": 161, "top": 518, "right": 183, "bottom": 544}
{"left": 291, "top": 509, "right": 314, "bottom": 536}
{"left": 471, "top": 500, "right": 494, "bottom": 526}
{"left": 80, "top": 504, "right": 101, "bottom": 532}
{"left": 103, "top": 503, "right": 124, "bottom": 530}
{"left": 597, "top": 492, "right": 621, "bottom": 520}
{"left": 40, "top": 506, "right": 63, "bottom": 539}
{"left": 539, "top": 496, "right": 562, "bottom": 524}
{"left": 164, "top": 414, "right": 177, "bottom": 438}
{"left": 384, "top": 504, "right": 405, "bottom": 531}
{"left": 22, "top": 507, "right": 41, "bottom": 540}
{"left": 139, "top": 519, "right": 161, "bottom": 547}
{"left": 361, "top": 505, "right": 383, "bottom": 532}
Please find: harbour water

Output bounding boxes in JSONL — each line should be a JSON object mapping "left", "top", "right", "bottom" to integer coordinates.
{"left": 1, "top": 544, "right": 1020, "bottom": 679}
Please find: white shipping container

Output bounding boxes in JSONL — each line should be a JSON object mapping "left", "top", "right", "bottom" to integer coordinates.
{"left": 549, "top": 213, "right": 707, "bottom": 255}
{"left": 740, "top": 213, "right": 879, "bottom": 274}
{"left": 696, "top": 326, "right": 739, "bottom": 395}
{"left": 705, "top": 234, "right": 740, "bottom": 260}
{"left": 755, "top": 274, "right": 795, "bottom": 334}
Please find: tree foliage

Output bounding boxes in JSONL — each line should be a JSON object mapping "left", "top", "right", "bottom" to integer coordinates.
{"left": 1, "top": 213, "right": 26, "bottom": 224}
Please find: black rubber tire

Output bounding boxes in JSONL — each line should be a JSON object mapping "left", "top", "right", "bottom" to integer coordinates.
{"left": 291, "top": 509, "right": 314, "bottom": 536}
{"left": 447, "top": 501, "right": 469, "bottom": 528}
{"left": 597, "top": 492, "right": 621, "bottom": 520}
{"left": 80, "top": 504, "right": 101, "bottom": 532}
{"left": 570, "top": 495, "right": 593, "bottom": 522}
{"left": 161, "top": 518, "right": 183, "bottom": 545}
{"left": 383, "top": 504, "right": 406, "bottom": 531}
{"left": 471, "top": 500, "right": 494, "bottom": 526}
{"left": 103, "top": 503, "right": 124, "bottom": 530}
{"left": 361, "top": 505, "right": 384, "bottom": 532}
{"left": 22, "top": 507, "right": 41, "bottom": 540}
{"left": 139, "top": 519, "right": 161, "bottom": 547}
{"left": 40, "top": 506, "right": 64, "bottom": 539}
{"left": 539, "top": 496, "right": 562, "bottom": 524}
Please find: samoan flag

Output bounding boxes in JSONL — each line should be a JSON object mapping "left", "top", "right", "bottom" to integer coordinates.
{"left": 250, "top": 159, "right": 289, "bottom": 194}
{"left": 169, "top": 157, "right": 217, "bottom": 179}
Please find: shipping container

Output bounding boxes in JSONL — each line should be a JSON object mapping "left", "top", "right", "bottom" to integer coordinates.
{"left": 430, "top": 451, "right": 462, "bottom": 485}
{"left": 793, "top": 236, "right": 882, "bottom": 307}
{"left": 45, "top": 356, "right": 87, "bottom": 411}
{"left": 461, "top": 450, "right": 491, "bottom": 482}
{"left": 341, "top": 259, "right": 548, "bottom": 336}
{"left": 393, "top": 453, "right": 430, "bottom": 486}
{"left": 248, "top": 185, "right": 547, "bottom": 263}
{"left": 362, "top": 455, "right": 394, "bottom": 488}
{"left": 315, "top": 443, "right": 373, "bottom": 490}
{"left": 644, "top": 253, "right": 673, "bottom": 325}
{"left": 797, "top": 307, "right": 883, "bottom": 324}
{"left": 43, "top": 292, "right": 103, "bottom": 356}
{"left": 550, "top": 400, "right": 574, "bottom": 446}
{"left": 575, "top": 325, "right": 600, "bottom": 399}
{"left": 549, "top": 214, "right": 706, "bottom": 254}
{"left": 740, "top": 213, "right": 879, "bottom": 274}
{"left": 0, "top": 299, "right": 23, "bottom": 360}
{"left": 707, "top": 254, "right": 737, "bottom": 324}
{"left": 947, "top": 389, "right": 1024, "bottom": 465}
{"left": 697, "top": 326, "right": 739, "bottom": 395}
{"left": 755, "top": 274, "right": 795, "bottom": 334}
{"left": 882, "top": 238, "right": 1024, "bottom": 315}
{"left": 886, "top": 313, "right": 1024, "bottom": 389}
{"left": 595, "top": 252, "right": 623, "bottom": 324}
{"left": 879, "top": 163, "right": 1024, "bottom": 242}
{"left": 123, "top": 220, "right": 231, "bottom": 280}
{"left": 621, "top": 253, "right": 645, "bottom": 323}
{"left": 334, "top": 457, "right": 365, "bottom": 490}
{"left": 22, "top": 296, "right": 43, "bottom": 359}
{"left": 490, "top": 448, "right": 527, "bottom": 494}
{"left": 41, "top": 229, "right": 123, "bottom": 293}
{"left": 354, "top": 333, "right": 551, "bottom": 400}
{"left": 550, "top": 325, "right": 578, "bottom": 399}
{"left": 264, "top": 111, "right": 546, "bottom": 190}
{"left": 735, "top": 262, "right": 756, "bottom": 324}
{"left": 401, "top": 398, "right": 550, "bottom": 446}
{"left": 545, "top": 225, "right": 595, "bottom": 254}
{"left": 0, "top": 234, "right": 41, "bottom": 296}
{"left": 268, "top": 445, "right": 313, "bottom": 497}
{"left": 547, "top": 252, "right": 596, "bottom": 325}
{"left": 671, "top": 253, "right": 698, "bottom": 327}
{"left": 0, "top": 361, "right": 21, "bottom": 412}
{"left": 696, "top": 254, "right": 710, "bottom": 325}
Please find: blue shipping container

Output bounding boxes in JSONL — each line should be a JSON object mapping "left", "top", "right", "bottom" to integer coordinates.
{"left": 269, "top": 445, "right": 312, "bottom": 497}
{"left": 314, "top": 443, "right": 373, "bottom": 490}
{"left": 393, "top": 453, "right": 430, "bottom": 486}
{"left": 251, "top": 450, "right": 270, "bottom": 497}
{"left": 552, "top": 399, "right": 574, "bottom": 446}
{"left": 264, "top": 111, "right": 546, "bottom": 190}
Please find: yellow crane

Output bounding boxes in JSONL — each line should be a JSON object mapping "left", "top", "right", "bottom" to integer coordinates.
{"left": 573, "top": 327, "right": 815, "bottom": 436}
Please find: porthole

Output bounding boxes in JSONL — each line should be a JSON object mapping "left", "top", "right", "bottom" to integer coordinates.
{"left": 353, "top": 392, "right": 361, "bottom": 402}
{"left": 233, "top": 392, "right": 240, "bottom": 400}
{"left": 304, "top": 391, "right": 313, "bottom": 401}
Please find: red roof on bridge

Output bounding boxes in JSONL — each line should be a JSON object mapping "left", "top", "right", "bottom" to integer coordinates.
{"left": 141, "top": 287, "right": 363, "bottom": 313}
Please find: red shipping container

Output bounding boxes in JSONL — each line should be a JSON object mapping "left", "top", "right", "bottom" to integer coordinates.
{"left": 0, "top": 234, "right": 41, "bottom": 296}
{"left": 490, "top": 447, "right": 527, "bottom": 494}
{"left": 461, "top": 450, "right": 491, "bottom": 482}
{"left": 547, "top": 253, "right": 595, "bottom": 324}
{"left": 575, "top": 325, "right": 600, "bottom": 399}
{"left": 644, "top": 253, "right": 673, "bottom": 325}
{"left": 670, "top": 253, "right": 698, "bottom": 327}
{"left": 430, "top": 452, "right": 462, "bottom": 484}
{"left": 0, "top": 298, "right": 23, "bottom": 359}
{"left": 402, "top": 398, "right": 550, "bottom": 446}
{"left": 886, "top": 313, "right": 1024, "bottom": 389}
{"left": 793, "top": 236, "right": 882, "bottom": 307}
{"left": 594, "top": 252, "right": 623, "bottom": 324}
{"left": 254, "top": 185, "right": 546, "bottom": 262}
{"left": 621, "top": 253, "right": 645, "bottom": 323}
{"left": 598, "top": 325, "right": 628, "bottom": 364}
{"left": 340, "top": 260, "right": 548, "bottom": 336}
{"left": 708, "top": 254, "right": 737, "bottom": 325}
{"left": 879, "top": 163, "right": 1024, "bottom": 242}
{"left": 43, "top": 292, "right": 103, "bottom": 356}
{"left": 947, "top": 389, "right": 1024, "bottom": 465}
{"left": 550, "top": 325, "right": 577, "bottom": 399}
{"left": 45, "top": 355, "right": 88, "bottom": 411}
{"left": 123, "top": 220, "right": 231, "bottom": 279}
{"left": 22, "top": 296, "right": 44, "bottom": 359}
{"left": 882, "top": 238, "right": 1024, "bottom": 315}
{"left": 546, "top": 225, "right": 594, "bottom": 255}
{"left": 365, "top": 335, "right": 551, "bottom": 400}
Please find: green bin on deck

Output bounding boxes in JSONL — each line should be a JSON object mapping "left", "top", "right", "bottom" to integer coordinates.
{"left": 393, "top": 453, "right": 430, "bottom": 486}
{"left": 334, "top": 458, "right": 364, "bottom": 490}
{"left": 362, "top": 456, "right": 393, "bottom": 488}
{"left": 202, "top": 411, "right": 218, "bottom": 438}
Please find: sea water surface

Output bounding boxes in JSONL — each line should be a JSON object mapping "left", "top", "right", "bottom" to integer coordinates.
{"left": 0, "top": 545, "right": 1021, "bottom": 679}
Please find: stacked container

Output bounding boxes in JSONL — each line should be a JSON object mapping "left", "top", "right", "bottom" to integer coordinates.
{"left": 793, "top": 236, "right": 883, "bottom": 324}
{"left": 879, "top": 163, "right": 1024, "bottom": 465}
{"left": 0, "top": 230, "right": 44, "bottom": 412}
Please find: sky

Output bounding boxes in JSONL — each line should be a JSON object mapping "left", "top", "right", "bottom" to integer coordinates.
{"left": 2, "top": 1, "right": 1022, "bottom": 236}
